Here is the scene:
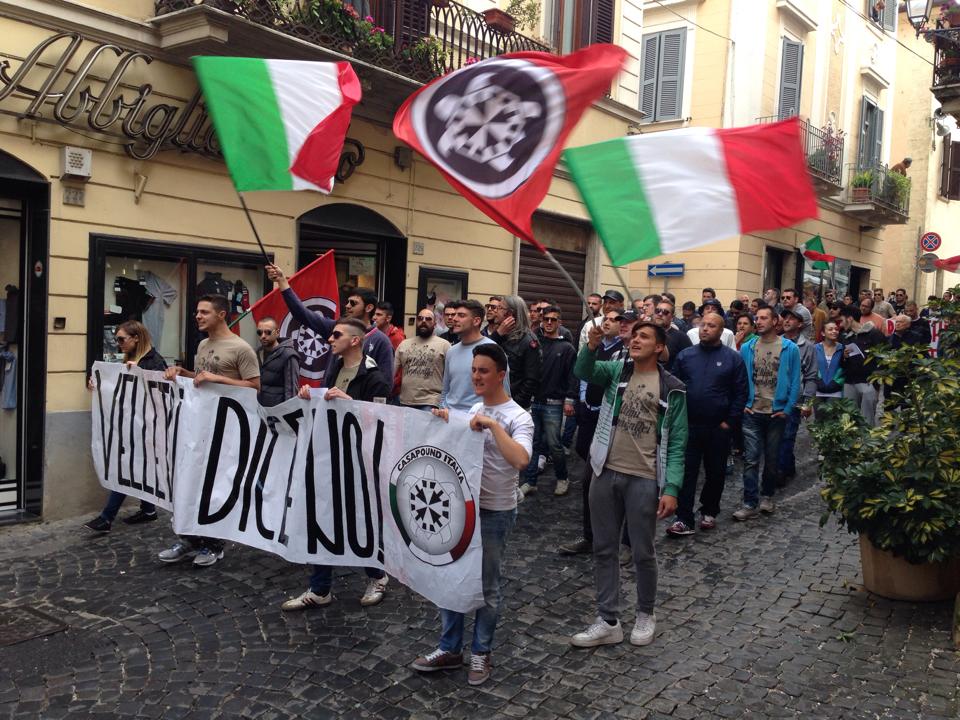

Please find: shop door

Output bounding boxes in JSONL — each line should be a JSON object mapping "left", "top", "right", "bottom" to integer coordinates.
{"left": 518, "top": 213, "right": 590, "bottom": 324}
{"left": 0, "top": 151, "right": 49, "bottom": 518}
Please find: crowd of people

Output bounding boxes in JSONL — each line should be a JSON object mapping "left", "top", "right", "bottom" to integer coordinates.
{"left": 81, "top": 267, "right": 945, "bottom": 687}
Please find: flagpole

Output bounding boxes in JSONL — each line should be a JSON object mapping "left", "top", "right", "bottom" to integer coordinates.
{"left": 227, "top": 308, "right": 252, "bottom": 330}
{"left": 610, "top": 264, "right": 636, "bottom": 305}
{"left": 236, "top": 191, "right": 272, "bottom": 266}
{"left": 542, "top": 248, "right": 591, "bottom": 313}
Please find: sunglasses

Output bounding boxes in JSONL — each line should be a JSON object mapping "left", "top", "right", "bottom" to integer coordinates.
{"left": 115, "top": 335, "right": 132, "bottom": 342}
{"left": 654, "top": 308, "right": 671, "bottom": 315}
{"left": 345, "top": 299, "right": 361, "bottom": 307}
{"left": 330, "top": 330, "right": 347, "bottom": 340}
{"left": 485, "top": 304, "right": 499, "bottom": 310}
{"left": 542, "top": 316, "right": 560, "bottom": 323}
{"left": 256, "top": 329, "right": 274, "bottom": 336}
{"left": 417, "top": 317, "right": 433, "bottom": 322}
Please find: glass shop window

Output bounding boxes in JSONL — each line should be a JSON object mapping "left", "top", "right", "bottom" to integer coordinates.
{"left": 196, "top": 260, "right": 267, "bottom": 351}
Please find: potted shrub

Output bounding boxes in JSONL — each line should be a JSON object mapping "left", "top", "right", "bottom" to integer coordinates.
{"left": 811, "top": 289, "right": 960, "bottom": 601}
{"left": 850, "top": 170, "right": 874, "bottom": 202}
{"left": 482, "top": 7, "right": 516, "bottom": 33}
{"left": 882, "top": 170, "right": 911, "bottom": 210}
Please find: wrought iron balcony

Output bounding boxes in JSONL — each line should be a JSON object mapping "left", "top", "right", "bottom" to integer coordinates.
{"left": 154, "top": 0, "right": 550, "bottom": 83}
{"left": 843, "top": 162, "right": 910, "bottom": 226}
{"left": 929, "top": 28, "right": 960, "bottom": 118}
{"left": 755, "top": 115, "right": 844, "bottom": 192}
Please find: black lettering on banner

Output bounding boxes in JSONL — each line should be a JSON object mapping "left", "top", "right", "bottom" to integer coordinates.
{"left": 146, "top": 380, "right": 168, "bottom": 500}
{"left": 237, "top": 417, "right": 278, "bottom": 541}
{"left": 116, "top": 374, "right": 141, "bottom": 491}
{"left": 139, "top": 377, "right": 155, "bottom": 498}
{"left": 371, "top": 419, "right": 385, "bottom": 564}
{"left": 253, "top": 417, "right": 280, "bottom": 541}
{"left": 167, "top": 384, "right": 184, "bottom": 502}
{"left": 305, "top": 409, "right": 345, "bottom": 555}
{"left": 94, "top": 367, "right": 122, "bottom": 479}
{"left": 276, "top": 407, "right": 306, "bottom": 547}
{"left": 342, "top": 412, "right": 374, "bottom": 559}
{"left": 198, "top": 397, "right": 250, "bottom": 525}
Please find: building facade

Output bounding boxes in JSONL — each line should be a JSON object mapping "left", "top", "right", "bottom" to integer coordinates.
{"left": 0, "top": 0, "right": 644, "bottom": 521}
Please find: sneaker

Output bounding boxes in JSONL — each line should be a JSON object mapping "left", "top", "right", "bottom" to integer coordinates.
{"left": 193, "top": 548, "right": 224, "bottom": 566}
{"left": 699, "top": 515, "right": 717, "bottom": 531}
{"left": 467, "top": 652, "right": 491, "bottom": 686}
{"left": 122, "top": 510, "right": 157, "bottom": 525}
{"left": 732, "top": 505, "right": 759, "bottom": 522}
{"left": 281, "top": 589, "right": 333, "bottom": 611}
{"left": 518, "top": 482, "right": 537, "bottom": 496}
{"left": 537, "top": 455, "right": 546, "bottom": 471}
{"left": 619, "top": 545, "right": 632, "bottom": 566}
{"left": 630, "top": 612, "right": 656, "bottom": 646}
{"left": 83, "top": 516, "right": 110, "bottom": 533}
{"left": 411, "top": 648, "right": 462, "bottom": 673}
{"left": 558, "top": 537, "right": 593, "bottom": 555}
{"left": 759, "top": 497, "right": 776, "bottom": 514}
{"left": 571, "top": 617, "right": 623, "bottom": 648}
{"left": 665, "top": 520, "right": 695, "bottom": 537}
{"left": 554, "top": 479, "right": 570, "bottom": 496}
{"left": 158, "top": 541, "right": 196, "bottom": 563}
{"left": 360, "top": 576, "right": 388, "bottom": 606}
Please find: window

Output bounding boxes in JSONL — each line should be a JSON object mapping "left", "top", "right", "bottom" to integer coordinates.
{"left": 940, "top": 140, "right": 960, "bottom": 199}
{"left": 640, "top": 28, "right": 687, "bottom": 123}
{"left": 857, "top": 96, "right": 884, "bottom": 170}
{"left": 545, "top": 0, "right": 614, "bottom": 54}
{"left": 867, "top": 0, "right": 897, "bottom": 31}
{"left": 778, "top": 38, "right": 803, "bottom": 118}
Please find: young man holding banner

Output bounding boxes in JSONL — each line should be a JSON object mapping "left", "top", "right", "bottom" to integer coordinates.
{"left": 412, "top": 343, "right": 533, "bottom": 686}
{"left": 281, "top": 317, "right": 392, "bottom": 610}
{"left": 159, "top": 294, "right": 261, "bottom": 567}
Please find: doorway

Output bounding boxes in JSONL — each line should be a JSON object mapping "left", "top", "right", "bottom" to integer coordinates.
{"left": 0, "top": 151, "right": 49, "bottom": 519}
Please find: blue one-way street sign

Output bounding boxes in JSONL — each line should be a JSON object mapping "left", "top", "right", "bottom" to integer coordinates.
{"left": 647, "top": 263, "right": 685, "bottom": 278}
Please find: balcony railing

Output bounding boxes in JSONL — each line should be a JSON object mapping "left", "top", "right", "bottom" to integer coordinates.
{"left": 755, "top": 115, "right": 844, "bottom": 189}
{"left": 155, "top": 0, "right": 551, "bottom": 82}
{"left": 930, "top": 28, "right": 960, "bottom": 89}
{"left": 844, "top": 162, "right": 910, "bottom": 224}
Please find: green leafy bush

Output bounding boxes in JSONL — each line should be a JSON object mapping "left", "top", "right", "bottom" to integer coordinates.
{"left": 811, "top": 288, "right": 960, "bottom": 564}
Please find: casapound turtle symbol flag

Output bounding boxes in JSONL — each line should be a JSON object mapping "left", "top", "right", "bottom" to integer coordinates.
{"left": 393, "top": 45, "right": 627, "bottom": 251}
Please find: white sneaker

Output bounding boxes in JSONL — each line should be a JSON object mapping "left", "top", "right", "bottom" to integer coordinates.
{"left": 158, "top": 541, "right": 196, "bottom": 563}
{"left": 518, "top": 482, "right": 537, "bottom": 496}
{"left": 554, "top": 479, "right": 570, "bottom": 496}
{"left": 537, "top": 455, "right": 546, "bottom": 471}
{"left": 571, "top": 617, "right": 623, "bottom": 648}
{"left": 630, "top": 612, "right": 656, "bottom": 646}
{"left": 281, "top": 589, "right": 332, "bottom": 611}
{"left": 758, "top": 496, "right": 776, "bottom": 514}
{"left": 360, "top": 576, "right": 388, "bottom": 606}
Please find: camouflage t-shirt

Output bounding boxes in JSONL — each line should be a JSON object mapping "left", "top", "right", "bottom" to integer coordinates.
{"left": 751, "top": 337, "right": 782, "bottom": 414}
{"left": 605, "top": 370, "right": 659, "bottom": 479}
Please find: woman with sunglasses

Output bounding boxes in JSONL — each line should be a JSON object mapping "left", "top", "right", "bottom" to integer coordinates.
{"left": 83, "top": 320, "right": 167, "bottom": 533}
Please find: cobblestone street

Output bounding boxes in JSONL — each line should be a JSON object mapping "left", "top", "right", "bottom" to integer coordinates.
{"left": 1, "top": 430, "right": 958, "bottom": 719}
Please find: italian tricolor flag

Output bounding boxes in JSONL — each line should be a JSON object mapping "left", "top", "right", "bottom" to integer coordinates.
{"left": 193, "top": 57, "right": 361, "bottom": 193}
{"left": 564, "top": 118, "right": 818, "bottom": 265}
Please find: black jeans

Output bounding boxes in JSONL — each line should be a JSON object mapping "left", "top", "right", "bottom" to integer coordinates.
{"left": 576, "top": 404, "right": 599, "bottom": 542}
{"left": 676, "top": 424, "right": 730, "bottom": 526}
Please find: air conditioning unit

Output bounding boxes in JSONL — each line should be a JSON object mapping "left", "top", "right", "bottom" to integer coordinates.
{"left": 60, "top": 146, "right": 92, "bottom": 182}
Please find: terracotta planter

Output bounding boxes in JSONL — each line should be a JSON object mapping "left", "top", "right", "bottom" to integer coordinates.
{"left": 851, "top": 187, "right": 871, "bottom": 202}
{"left": 482, "top": 8, "right": 516, "bottom": 33}
{"left": 859, "top": 535, "right": 960, "bottom": 602}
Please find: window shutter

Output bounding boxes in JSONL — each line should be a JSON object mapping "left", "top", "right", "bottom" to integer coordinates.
{"left": 591, "top": 0, "right": 614, "bottom": 44}
{"left": 778, "top": 39, "right": 803, "bottom": 119}
{"left": 655, "top": 29, "right": 686, "bottom": 122}
{"left": 858, "top": 96, "right": 870, "bottom": 170}
{"left": 873, "top": 107, "right": 884, "bottom": 168}
{"left": 949, "top": 140, "right": 960, "bottom": 200}
{"left": 941, "top": 139, "right": 951, "bottom": 198}
{"left": 640, "top": 33, "right": 659, "bottom": 122}
{"left": 883, "top": 0, "right": 897, "bottom": 31}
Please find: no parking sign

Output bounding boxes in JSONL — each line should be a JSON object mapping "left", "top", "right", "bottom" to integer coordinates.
{"left": 920, "top": 232, "right": 942, "bottom": 252}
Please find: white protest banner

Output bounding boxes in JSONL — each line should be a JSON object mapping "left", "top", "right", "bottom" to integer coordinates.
{"left": 90, "top": 363, "right": 182, "bottom": 512}
{"left": 90, "top": 362, "right": 485, "bottom": 612}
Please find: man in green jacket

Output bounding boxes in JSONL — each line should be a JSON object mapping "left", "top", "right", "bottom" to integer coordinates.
{"left": 570, "top": 320, "right": 687, "bottom": 648}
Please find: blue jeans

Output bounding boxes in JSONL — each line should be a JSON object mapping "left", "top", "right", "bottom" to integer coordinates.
{"left": 777, "top": 407, "right": 802, "bottom": 477}
{"left": 742, "top": 412, "right": 785, "bottom": 507}
{"left": 100, "top": 491, "right": 155, "bottom": 523}
{"left": 561, "top": 411, "right": 577, "bottom": 448}
{"left": 523, "top": 403, "right": 567, "bottom": 486}
{"left": 439, "top": 507, "right": 516, "bottom": 655}
{"left": 309, "top": 564, "right": 384, "bottom": 595}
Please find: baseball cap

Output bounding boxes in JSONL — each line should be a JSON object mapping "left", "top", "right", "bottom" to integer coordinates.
{"left": 602, "top": 289, "right": 625, "bottom": 303}
{"left": 781, "top": 305, "right": 812, "bottom": 326}
{"left": 701, "top": 298, "right": 723, "bottom": 311}
{"left": 615, "top": 309, "right": 638, "bottom": 322}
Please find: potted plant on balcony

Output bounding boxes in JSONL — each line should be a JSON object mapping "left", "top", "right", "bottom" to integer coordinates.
{"left": 811, "top": 291, "right": 960, "bottom": 602}
{"left": 482, "top": 7, "right": 517, "bottom": 33}
{"left": 851, "top": 170, "right": 874, "bottom": 202}
{"left": 882, "top": 170, "right": 911, "bottom": 209}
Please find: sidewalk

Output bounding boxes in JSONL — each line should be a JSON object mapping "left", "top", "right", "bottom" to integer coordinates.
{"left": 0, "top": 430, "right": 957, "bottom": 719}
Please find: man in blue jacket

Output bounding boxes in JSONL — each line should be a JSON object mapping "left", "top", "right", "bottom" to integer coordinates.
{"left": 667, "top": 313, "right": 747, "bottom": 535}
{"left": 735, "top": 306, "right": 801, "bottom": 520}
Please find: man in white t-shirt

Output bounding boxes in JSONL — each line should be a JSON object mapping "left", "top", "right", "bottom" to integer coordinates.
{"left": 411, "top": 343, "right": 533, "bottom": 687}
{"left": 687, "top": 299, "right": 736, "bottom": 349}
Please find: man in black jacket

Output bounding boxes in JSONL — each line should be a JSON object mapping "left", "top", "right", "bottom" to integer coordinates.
{"left": 653, "top": 300, "right": 691, "bottom": 373}
{"left": 488, "top": 294, "right": 542, "bottom": 409}
{"left": 281, "top": 317, "right": 391, "bottom": 612}
{"left": 519, "top": 305, "right": 578, "bottom": 497}
{"left": 667, "top": 313, "right": 747, "bottom": 536}
{"left": 255, "top": 317, "right": 300, "bottom": 407}
{"left": 839, "top": 305, "right": 885, "bottom": 426}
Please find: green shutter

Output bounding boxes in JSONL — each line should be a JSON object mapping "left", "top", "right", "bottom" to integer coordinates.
{"left": 640, "top": 33, "right": 659, "bottom": 122}
{"left": 655, "top": 28, "right": 686, "bottom": 122}
{"left": 778, "top": 39, "right": 803, "bottom": 119}
{"left": 883, "top": 0, "right": 897, "bottom": 31}
{"left": 873, "top": 106, "right": 884, "bottom": 168}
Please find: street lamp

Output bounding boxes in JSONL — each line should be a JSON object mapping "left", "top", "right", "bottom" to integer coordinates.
{"left": 905, "top": 0, "right": 934, "bottom": 35}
